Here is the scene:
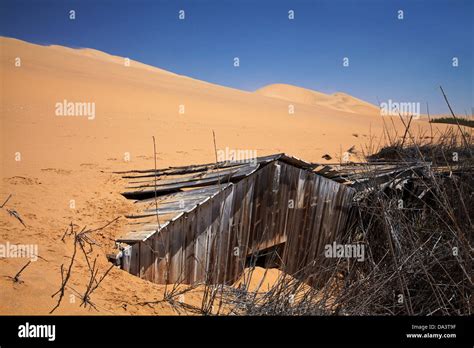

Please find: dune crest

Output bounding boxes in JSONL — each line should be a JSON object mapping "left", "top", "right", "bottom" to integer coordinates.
{"left": 255, "top": 83, "right": 379, "bottom": 114}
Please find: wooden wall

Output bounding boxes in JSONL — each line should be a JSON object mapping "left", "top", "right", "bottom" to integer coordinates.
{"left": 125, "top": 160, "right": 355, "bottom": 286}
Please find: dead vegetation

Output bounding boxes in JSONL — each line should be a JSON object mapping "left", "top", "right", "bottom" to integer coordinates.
{"left": 338, "top": 133, "right": 472, "bottom": 315}
{"left": 6, "top": 261, "right": 32, "bottom": 284}
{"left": 50, "top": 218, "right": 120, "bottom": 313}
{"left": 1, "top": 194, "right": 26, "bottom": 227}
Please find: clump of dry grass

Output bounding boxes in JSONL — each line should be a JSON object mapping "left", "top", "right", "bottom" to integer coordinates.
{"left": 327, "top": 124, "right": 472, "bottom": 316}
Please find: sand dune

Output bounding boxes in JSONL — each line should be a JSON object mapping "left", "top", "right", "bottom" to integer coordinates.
{"left": 255, "top": 83, "right": 379, "bottom": 114}
{"left": 0, "top": 36, "right": 445, "bottom": 315}
{"left": 1, "top": 36, "right": 428, "bottom": 175}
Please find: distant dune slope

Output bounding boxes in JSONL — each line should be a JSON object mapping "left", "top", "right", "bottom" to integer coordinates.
{"left": 255, "top": 83, "right": 379, "bottom": 114}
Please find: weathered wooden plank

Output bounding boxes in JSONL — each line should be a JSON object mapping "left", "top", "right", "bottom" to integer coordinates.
{"left": 152, "top": 226, "right": 167, "bottom": 283}
{"left": 139, "top": 239, "right": 153, "bottom": 280}
{"left": 281, "top": 164, "right": 300, "bottom": 273}
{"left": 220, "top": 185, "right": 234, "bottom": 283}
{"left": 207, "top": 196, "right": 222, "bottom": 283}
{"left": 258, "top": 163, "right": 273, "bottom": 251}
{"left": 118, "top": 159, "right": 256, "bottom": 178}
{"left": 184, "top": 210, "right": 197, "bottom": 283}
{"left": 226, "top": 177, "right": 246, "bottom": 283}
{"left": 294, "top": 169, "right": 314, "bottom": 273}
{"left": 121, "top": 244, "right": 132, "bottom": 273}
{"left": 168, "top": 217, "right": 183, "bottom": 283}
{"left": 129, "top": 242, "right": 140, "bottom": 276}
{"left": 127, "top": 163, "right": 252, "bottom": 185}
{"left": 240, "top": 177, "right": 255, "bottom": 260}
{"left": 304, "top": 175, "right": 323, "bottom": 271}
{"left": 195, "top": 204, "right": 211, "bottom": 282}
{"left": 269, "top": 162, "right": 282, "bottom": 250}
{"left": 143, "top": 198, "right": 208, "bottom": 212}
{"left": 135, "top": 184, "right": 229, "bottom": 204}
{"left": 122, "top": 164, "right": 258, "bottom": 199}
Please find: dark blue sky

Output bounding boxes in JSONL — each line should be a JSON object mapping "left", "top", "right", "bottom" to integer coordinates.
{"left": 0, "top": 0, "right": 472, "bottom": 114}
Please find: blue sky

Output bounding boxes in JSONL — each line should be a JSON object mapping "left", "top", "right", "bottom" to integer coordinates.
{"left": 0, "top": 0, "right": 472, "bottom": 114}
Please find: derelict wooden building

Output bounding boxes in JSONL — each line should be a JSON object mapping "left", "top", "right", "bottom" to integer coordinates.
{"left": 116, "top": 154, "right": 355, "bottom": 286}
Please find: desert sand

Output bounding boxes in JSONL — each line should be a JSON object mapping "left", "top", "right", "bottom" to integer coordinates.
{"left": 0, "top": 37, "right": 445, "bottom": 314}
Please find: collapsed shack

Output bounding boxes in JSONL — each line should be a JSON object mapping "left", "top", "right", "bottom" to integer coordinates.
{"left": 112, "top": 138, "right": 472, "bottom": 315}
{"left": 114, "top": 154, "right": 355, "bottom": 287}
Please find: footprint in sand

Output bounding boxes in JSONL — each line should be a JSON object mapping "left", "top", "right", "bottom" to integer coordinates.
{"left": 40, "top": 168, "right": 72, "bottom": 175}
{"left": 80, "top": 163, "right": 98, "bottom": 168}
{"left": 4, "top": 176, "right": 42, "bottom": 185}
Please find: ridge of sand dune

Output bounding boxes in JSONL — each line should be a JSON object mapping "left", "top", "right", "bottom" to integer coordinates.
{"left": 1, "top": 36, "right": 182, "bottom": 78}
{"left": 50, "top": 44, "right": 180, "bottom": 76}
{"left": 255, "top": 83, "right": 379, "bottom": 114}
